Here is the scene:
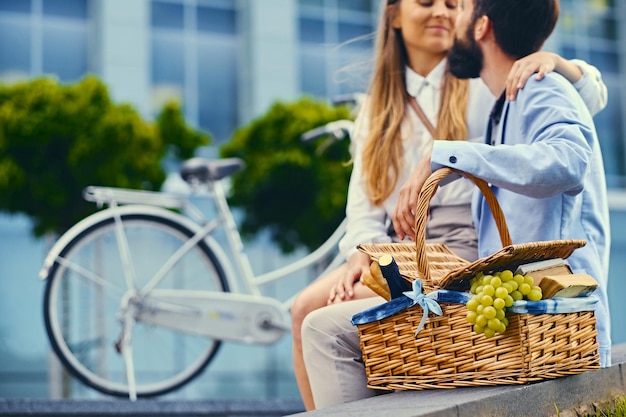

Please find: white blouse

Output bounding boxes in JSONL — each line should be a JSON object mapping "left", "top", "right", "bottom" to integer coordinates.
{"left": 338, "top": 58, "right": 607, "bottom": 259}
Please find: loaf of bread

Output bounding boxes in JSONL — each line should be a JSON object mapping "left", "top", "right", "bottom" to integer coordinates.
{"left": 361, "top": 259, "right": 391, "bottom": 300}
{"left": 515, "top": 258, "right": 572, "bottom": 286}
{"left": 538, "top": 273, "right": 598, "bottom": 299}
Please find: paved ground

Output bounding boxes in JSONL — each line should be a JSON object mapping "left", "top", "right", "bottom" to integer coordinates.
{"left": 0, "top": 398, "right": 305, "bottom": 416}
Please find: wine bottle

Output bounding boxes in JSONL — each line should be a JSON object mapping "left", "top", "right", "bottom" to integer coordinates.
{"left": 378, "top": 254, "right": 410, "bottom": 299}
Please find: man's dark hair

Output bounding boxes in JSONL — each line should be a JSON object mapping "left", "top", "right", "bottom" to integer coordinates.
{"left": 472, "top": 0, "right": 560, "bottom": 59}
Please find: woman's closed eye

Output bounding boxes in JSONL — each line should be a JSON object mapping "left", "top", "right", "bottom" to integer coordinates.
{"left": 418, "top": 0, "right": 459, "bottom": 10}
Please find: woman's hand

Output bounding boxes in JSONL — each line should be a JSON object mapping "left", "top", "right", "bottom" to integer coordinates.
{"left": 392, "top": 153, "right": 432, "bottom": 241}
{"left": 327, "top": 251, "right": 371, "bottom": 304}
{"left": 505, "top": 51, "right": 583, "bottom": 101}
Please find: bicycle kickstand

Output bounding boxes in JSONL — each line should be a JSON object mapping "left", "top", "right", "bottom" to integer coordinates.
{"left": 115, "top": 307, "right": 139, "bottom": 401}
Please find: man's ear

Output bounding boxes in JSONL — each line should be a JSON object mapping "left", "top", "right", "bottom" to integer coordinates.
{"left": 474, "top": 15, "right": 491, "bottom": 41}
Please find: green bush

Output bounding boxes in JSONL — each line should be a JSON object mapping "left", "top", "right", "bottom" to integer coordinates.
{"left": 0, "top": 75, "right": 209, "bottom": 236}
{"left": 220, "top": 96, "right": 353, "bottom": 254}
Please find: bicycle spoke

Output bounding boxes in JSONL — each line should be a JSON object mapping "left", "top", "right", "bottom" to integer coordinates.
{"left": 140, "top": 219, "right": 218, "bottom": 294}
{"left": 55, "top": 256, "right": 126, "bottom": 297}
{"left": 68, "top": 336, "right": 108, "bottom": 368}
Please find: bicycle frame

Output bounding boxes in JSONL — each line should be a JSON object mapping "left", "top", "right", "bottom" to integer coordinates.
{"left": 41, "top": 177, "right": 346, "bottom": 313}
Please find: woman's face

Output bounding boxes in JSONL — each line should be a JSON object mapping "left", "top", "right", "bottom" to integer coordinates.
{"left": 392, "top": 0, "right": 459, "bottom": 58}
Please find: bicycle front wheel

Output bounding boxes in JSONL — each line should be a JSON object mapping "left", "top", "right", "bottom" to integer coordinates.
{"left": 43, "top": 211, "right": 230, "bottom": 398}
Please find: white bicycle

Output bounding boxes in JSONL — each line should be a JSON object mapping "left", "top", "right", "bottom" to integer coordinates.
{"left": 38, "top": 119, "right": 355, "bottom": 401}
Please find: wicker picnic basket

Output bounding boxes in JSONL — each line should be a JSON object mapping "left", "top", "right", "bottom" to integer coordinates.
{"left": 354, "top": 168, "right": 600, "bottom": 390}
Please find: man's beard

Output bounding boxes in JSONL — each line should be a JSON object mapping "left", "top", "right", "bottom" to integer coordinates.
{"left": 448, "top": 32, "right": 483, "bottom": 79}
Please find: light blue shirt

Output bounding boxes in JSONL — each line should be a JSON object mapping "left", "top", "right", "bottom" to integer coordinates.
{"left": 431, "top": 72, "right": 612, "bottom": 367}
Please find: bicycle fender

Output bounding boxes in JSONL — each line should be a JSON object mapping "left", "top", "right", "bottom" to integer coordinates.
{"left": 38, "top": 205, "right": 236, "bottom": 287}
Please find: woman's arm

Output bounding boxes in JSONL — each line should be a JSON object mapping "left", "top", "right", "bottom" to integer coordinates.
{"left": 505, "top": 52, "right": 607, "bottom": 116}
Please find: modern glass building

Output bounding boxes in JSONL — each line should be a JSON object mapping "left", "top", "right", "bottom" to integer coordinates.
{"left": 0, "top": 0, "right": 624, "bottom": 400}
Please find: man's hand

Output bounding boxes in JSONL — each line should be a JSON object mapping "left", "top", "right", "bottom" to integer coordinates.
{"left": 392, "top": 152, "right": 432, "bottom": 241}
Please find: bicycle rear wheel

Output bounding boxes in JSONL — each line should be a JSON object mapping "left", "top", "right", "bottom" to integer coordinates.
{"left": 43, "top": 211, "right": 230, "bottom": 398}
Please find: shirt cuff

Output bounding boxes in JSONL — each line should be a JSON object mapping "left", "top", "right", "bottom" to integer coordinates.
{"left": 431, "top": 140, "right": 466, "bottom": 170}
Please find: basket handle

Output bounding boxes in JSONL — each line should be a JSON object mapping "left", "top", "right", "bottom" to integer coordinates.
{"left": 414, "top": 167, "right": 512, "bottom": 281}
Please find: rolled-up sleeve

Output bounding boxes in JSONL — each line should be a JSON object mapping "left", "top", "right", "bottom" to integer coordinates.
{"left": 569, "top": 58, "right": 607, "bottom": 117}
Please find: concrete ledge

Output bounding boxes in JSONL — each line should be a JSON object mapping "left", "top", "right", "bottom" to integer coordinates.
{"left": 289, "top": 343, "right": 626, "bottom": 417}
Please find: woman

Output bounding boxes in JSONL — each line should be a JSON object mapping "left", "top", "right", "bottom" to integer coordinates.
{"left": 291, "top": 0, "right": 607, "bottom": 410}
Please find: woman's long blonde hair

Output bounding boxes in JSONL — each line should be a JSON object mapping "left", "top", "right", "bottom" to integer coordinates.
{"left": 362, "top": 1, "right": 469, "bottom": 206}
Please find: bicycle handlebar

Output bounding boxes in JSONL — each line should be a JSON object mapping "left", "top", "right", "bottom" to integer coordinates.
{"left": 300, "top": 119, "right": 354, "bottom": 143}
{"left": 331, "top": 93, "right": 365, "bottom": 107}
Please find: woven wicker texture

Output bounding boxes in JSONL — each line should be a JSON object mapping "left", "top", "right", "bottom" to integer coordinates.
{"left": 357, "top": 242, "right": 468, "bottom": 293}
{"left": 359, "top": 306, "right": 599, "bottom": 390}
{"left": 355, "top": 168, "right": 599, "bottom": 390}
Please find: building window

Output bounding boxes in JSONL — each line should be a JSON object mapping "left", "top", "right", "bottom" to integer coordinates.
{"left": 298, "top": 0, "right": 375, "bottom": 100}
{"left": 0, "top": 0, "right": 90, "bottom": 84}
{"left": 150, "top": 0, "right": 239, "bottom": 143}
{"left": 557, "top": 0, "right": 624, "bottom": 187}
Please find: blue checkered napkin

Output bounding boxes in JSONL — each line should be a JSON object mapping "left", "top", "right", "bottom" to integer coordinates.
{"left": 351, "top": 279, "right": 598, "bottom": 326}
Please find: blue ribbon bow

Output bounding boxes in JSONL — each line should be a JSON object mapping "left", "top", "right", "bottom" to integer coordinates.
{"left": 403, "top": 280, "right": 443, "bottom": 336}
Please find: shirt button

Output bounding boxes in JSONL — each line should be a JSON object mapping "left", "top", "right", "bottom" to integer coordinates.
{"left": 449, "top": 156, "right": 457, "bottom": 164}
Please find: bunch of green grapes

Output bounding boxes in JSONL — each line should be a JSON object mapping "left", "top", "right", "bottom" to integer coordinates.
{"left": 465, "top": 270, "right": 542, "bottom": 338}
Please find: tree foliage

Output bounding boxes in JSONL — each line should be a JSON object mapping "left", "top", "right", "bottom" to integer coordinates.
{"left": 0, "top": 75, "right": 209, "bottom": 236}
{"left": 220, "top": 96, "right": 353, "bottom": 254}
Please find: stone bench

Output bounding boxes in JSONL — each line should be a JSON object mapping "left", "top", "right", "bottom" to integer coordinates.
{"left": 289, "top": 342, "right": 626, "bottom": 417}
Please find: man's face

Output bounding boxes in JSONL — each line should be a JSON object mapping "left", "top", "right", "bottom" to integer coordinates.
{"left": 448, "top": 0, "right": 483, "bottom": 79}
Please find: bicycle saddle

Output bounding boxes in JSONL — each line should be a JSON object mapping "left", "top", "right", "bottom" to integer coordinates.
{"left": 180, "top": 157, "right": 245, "bottom": 184}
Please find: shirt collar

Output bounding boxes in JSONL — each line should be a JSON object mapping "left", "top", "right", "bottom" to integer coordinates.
{"left": 405, "top": 58, "right": 447, "bottom": 98}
